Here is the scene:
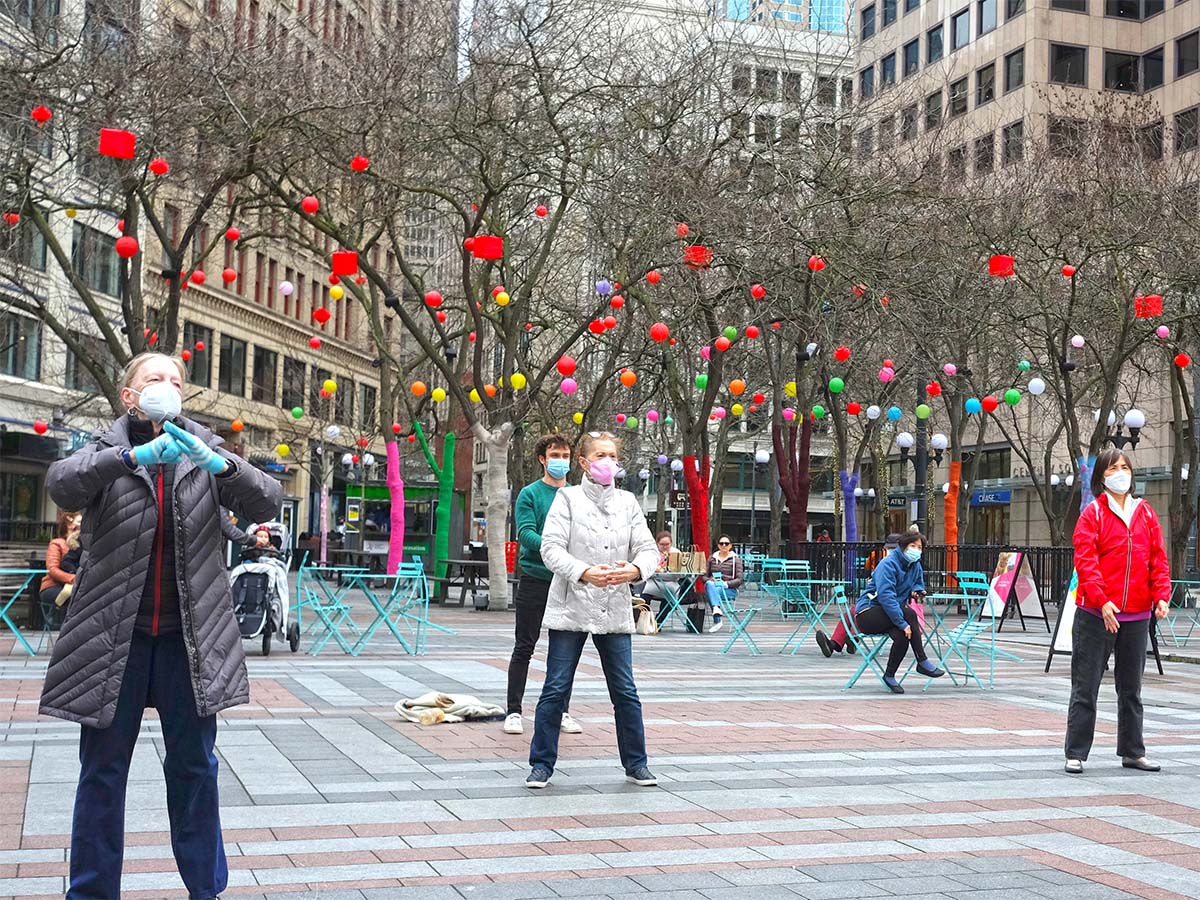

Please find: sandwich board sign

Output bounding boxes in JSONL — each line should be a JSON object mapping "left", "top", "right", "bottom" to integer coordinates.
{"left": 985, "top": 551, "right": 1050, "bottom": 631}
{"left": 1044, "top": 570, "right": 1164, "bottom": 674}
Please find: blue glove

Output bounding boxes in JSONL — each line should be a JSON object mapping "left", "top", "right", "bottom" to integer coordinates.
{"left": 163, "top": 421, "right": 230, "bottom": 475}
{"left": 132, "top": 433, "right": 183, "bottom": 466}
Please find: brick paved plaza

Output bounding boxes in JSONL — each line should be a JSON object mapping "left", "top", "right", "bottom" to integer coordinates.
{"left": 2, "top": 603, "right": 1200, "bottom": 900}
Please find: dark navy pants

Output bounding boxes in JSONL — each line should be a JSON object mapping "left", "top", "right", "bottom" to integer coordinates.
{"left": 68, "top": 630, "right": 226, "bottom": 900}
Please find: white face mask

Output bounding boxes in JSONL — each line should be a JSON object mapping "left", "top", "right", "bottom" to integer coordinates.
{"left": 1104, "top": 470, "right": 1132, "bottom": 495}
{"left": 132, "top": 381, "right": 182, "bottom": 423}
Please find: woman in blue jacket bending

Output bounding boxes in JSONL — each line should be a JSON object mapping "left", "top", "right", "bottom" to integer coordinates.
{"left": 854, "top": 531, "right": 944, "bottom": 693}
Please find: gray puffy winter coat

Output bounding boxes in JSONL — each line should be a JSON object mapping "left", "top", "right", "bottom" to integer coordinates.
{"left": 39, "top": 414, "right": 282, "bottom": 728}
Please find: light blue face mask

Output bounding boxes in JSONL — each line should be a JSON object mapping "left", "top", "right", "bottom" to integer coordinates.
{"left": 545, "top": 459, "right": 570, "bottom": 479}
{"left": 903, "top": 547, "right": 922, "bottom": 564}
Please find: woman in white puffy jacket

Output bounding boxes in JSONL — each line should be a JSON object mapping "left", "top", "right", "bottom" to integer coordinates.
{"left": 525, "top": 431, "right": 660, "bottom": 790}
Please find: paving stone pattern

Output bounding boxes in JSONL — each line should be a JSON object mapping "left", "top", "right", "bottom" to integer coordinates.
{"left": 2, "top": 598, "right": 1200, "bottom": 899}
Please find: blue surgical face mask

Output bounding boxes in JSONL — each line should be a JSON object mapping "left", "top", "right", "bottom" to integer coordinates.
{"left": 903, "top": 547, "right": 922, "bottom": 564}
{"left": 545, "top": 459, "right": 570, "bottom": 479}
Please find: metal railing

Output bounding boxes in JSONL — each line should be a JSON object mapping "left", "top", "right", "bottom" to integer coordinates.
{"left": 0, "top": 521, "right": 55, "bottom": 544}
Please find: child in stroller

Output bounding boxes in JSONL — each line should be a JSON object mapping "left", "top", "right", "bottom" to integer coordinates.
{"left": 229, "top": 521, "right": 299, "bottom": 655}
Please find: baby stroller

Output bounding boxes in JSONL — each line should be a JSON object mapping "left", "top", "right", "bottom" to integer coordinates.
{"left": 229, "top": 521, "right": 300, "bottom": 655}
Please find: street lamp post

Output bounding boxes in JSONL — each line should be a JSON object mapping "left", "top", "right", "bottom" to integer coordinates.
{"left": 749, "top": 445, "right": 770, "bottom": 542}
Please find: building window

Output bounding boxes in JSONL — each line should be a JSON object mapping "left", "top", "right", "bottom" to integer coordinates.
{"left": 861, "top": 3, "right": 875, "bottom": 38}
{"left": 1, "top": 216, "right": 47, "bottom": 272}
{"left": 1105, "top": 0, "right": 1163, "bottom": 16}
{"left": 1006, "top": 0, "right": 1025, "bottom": 16}
{"left": 218, "top": 334, "right": 247, "bottom": 396}
{"left": 309, "top": 366, "right": 331, "bottom": 409}
{"left": 816, "top": 75, "right": 838, "bottom": 104}
{"left": 925, "top": 90, "right": 943, "bottom": 129}
{"left": 780, "top": 119, "right": 801, "bottom": 145}
{"left": 927, "top": 24, "right": 943, "bottom": 63}
{"left": 879, "top": 115, "right": 895, "bottom": 149}
{"left": 754, "top": 114, "right": 776, "bottom": 143}
{"left": 0, "top": 312, "right": 40, "bottom": 381}
{"left": 732, "top": 65, "right": 751, "bottom": 95}
{"left": 1177, "top": 107, "right": 1199, "bottom": 154}
{"left": 1048, "top": 117, "right": 1086, "bottom": 157}
{"left": 1004, "top": 47, "right": 1025, "bottom": 91}
{"left": 880, "top": 52, "right": 896, "bottom": 86}
{"left": 976, "top": 62, "right": 996, "bottom": 105}
{"left": 1139, "top": 121, "right": 1164, "bottom": 160}
{"left": 1143, "top": 46, "right": 1164, "bottom": 89}
{"left": 860, "top": 66, "right": 875, "bottom": 99}
{"left": 281, "top": 357, "right": 305, "bottom": 410}
{"left": 251, "top": 347, "right": 277, "bottom": 404}
{"left": 882, "top": 0, "right": 896, "bottom": 25}
{"left": 974, "top": 133, "right": 995, "bottom": 173}
{"left": 901, "top": 104, "right": 918, "bottom": 141}
{"left": 1050, "top": 44, "right": 1087, "bottom": 85}
{"left": 903, "top": 38, "right": 920, "bottom": 76}
{"left": 1104, "top": 51, "right": 1138, "bottom": 91}
{"left": 1180, "top": 32, "right": 1199, "bottom": 78}
{"left": 977, "top": 0, "right": 996, "bottom": 32}
{"left": 755, "top": 68, "right": 778, "bottom": 99}
{"left": 1050, "top": 0, "right": 1086, "bottom": 9}
{"left": 783, "top": 71, "right": 805, "bottom": 102}
{"left": 857, "top": 128, "right": 874, "bottom": 156}
{"left": 905, "top": 0, "right": 920, "bottom": 10}
{"left": 1002, "top": 119, "right": 1024, "bottom": 165}
{"left": 951, "top": 8, "right": 969, "bottom": 50}
{"left": 183, "top": 321, "right": 213, "bottom": 388}
{"left": 65, "top": 331, "right": 118, "bottom": 393}
{"left": 71, "top": 224, "right": 121, "bottom": 297}
{"left": 335, "top": 377, "right": 353, "bottom": 424}
{"left": 359, "top": 383, "right": 377, "bottom": 431}
{"left": 947, "top": 145, "right": 967, "bottom": 177}
{"left": 949, "top": 77, "right": 968, "bottom": 116}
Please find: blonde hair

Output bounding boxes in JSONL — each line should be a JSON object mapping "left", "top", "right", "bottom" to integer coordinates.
{"left": 576, "top": 431, "right": 621, "bottom": 458}
{"left": 120, "top": 352, "right": 187, "bottom": 390}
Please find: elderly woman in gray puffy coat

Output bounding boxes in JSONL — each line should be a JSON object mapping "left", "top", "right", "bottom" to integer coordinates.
{"left": 526, "top": 431, "right": 659, "bottom": 790}
{"left": 42, "top": 352, "right": 281, "bottom": 900}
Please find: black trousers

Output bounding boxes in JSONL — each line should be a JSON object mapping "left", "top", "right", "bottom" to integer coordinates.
{"left": 506, "top": 576, "right": 573, "bottom": 715}
{"left": 856, "top": 605, "right": 927, "bottom": 676}
{"left": 1065, "top": 610, "right": 1149, "bottom": 761}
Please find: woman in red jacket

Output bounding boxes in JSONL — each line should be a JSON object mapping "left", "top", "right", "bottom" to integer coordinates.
{"left": 1066, "top": 448, "right": 1170, "bottom": 774}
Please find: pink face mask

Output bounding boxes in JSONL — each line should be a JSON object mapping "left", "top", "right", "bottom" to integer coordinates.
{"left": 587, "top": 457, "right": 618, "bottom": 486}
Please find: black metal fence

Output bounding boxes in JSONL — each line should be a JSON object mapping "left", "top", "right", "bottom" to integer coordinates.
{"left": 734, "top": 540, "right": 1075, "bottom": 608}
{"left": 0, "top": 521, "right": 55, "bottom": 544}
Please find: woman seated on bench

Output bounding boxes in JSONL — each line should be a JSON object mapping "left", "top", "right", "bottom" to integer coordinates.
{"left": 854, "top": 531, "right": 944, "bottom": 694}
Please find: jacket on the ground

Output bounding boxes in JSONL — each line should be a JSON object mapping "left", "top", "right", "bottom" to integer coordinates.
{"left": 1073, "top": 493, "right": 1171, "bottom": 614}
{"left": 855, "top": 546, "right": 925, "bottom": 630}
{"left": 40, "top": 414, "right": 282, "bottom": 728}
{"left": 540, "top": 478, "right": 659, "bottom": 634}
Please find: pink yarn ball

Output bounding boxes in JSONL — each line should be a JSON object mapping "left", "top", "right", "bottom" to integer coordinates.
{"left": 700, "top": 346, "right": 711, "bottom": 360}
{"left": 1157, "top": 325, "right": 1170, "bottom": 339}
{"left": 943, "top": 363, "right": 957, "bottom": 377}
{"left": 782, "top": 407, "right": 795, "bottom": 421}
{"left": 1071, "top": 334, "right": 1085, "bottom": 348}
{"left": 560, "top": 378, "right": 578, "bottom": 394}
{"left": 879, "top": 367, "right": 895, "bottom": 383}
{"left": 713, "top": 407, "right": 726, "bottom": 419}
{"left": 647, "top": 410, "right": 660, "bottom": 422}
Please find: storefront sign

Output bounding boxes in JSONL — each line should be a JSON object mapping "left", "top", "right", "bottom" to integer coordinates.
{"left": 970, "top": 490, "right": 1011, "bottom": 507}
{"left": 887, "top": 496, "right": 907, "bottom": 509}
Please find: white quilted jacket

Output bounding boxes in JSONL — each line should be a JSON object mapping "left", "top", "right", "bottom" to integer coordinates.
{"left": 540, "top": 479, "right": 659, "bottom": 634}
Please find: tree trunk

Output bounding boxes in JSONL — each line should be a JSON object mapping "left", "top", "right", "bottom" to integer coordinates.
{"left": 435, "top": 433, "right": 457, "bottom": 580}
{"left": 655, "top": 465, "right": 667, "bottom": 533}
{"left": 385, "top": 439, "right": 406, "bottom": 573}
{"left": 839, "top": 469, "right": 859, "bottom": 581}
{"left": 478, "top": 423, "right": 515, "bottom": 609}
{"left": 682, "top": 454, "right": 711, "bottom": 553}
{"left": 319, "top": 480, "right": 330, "bottom": 565}
{"left": 944, "top": 459, "right": 962, "bottom": 582}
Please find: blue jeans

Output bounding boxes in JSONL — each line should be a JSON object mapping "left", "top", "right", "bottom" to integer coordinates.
{"left": 69, "top": 631, "right": 226, "bottom": 900}
{"left": 529, "top": 630, "right": 648, "bottom": 775}
{"left": 705, "top": 581, "right": 735, "bottom": 612}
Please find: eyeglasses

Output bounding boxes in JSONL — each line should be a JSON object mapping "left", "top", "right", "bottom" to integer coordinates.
{"left": 718, "top": 541, "right": 731, "bottom": 546}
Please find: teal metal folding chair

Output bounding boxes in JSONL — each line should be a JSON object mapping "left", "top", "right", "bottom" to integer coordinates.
{"left": 298, "top": 561, "right": 366, "bottom": 655}
{"left": 838, "top": 587, "right": 894, "bottom": 692}
{"left": 779, "top": 579, "right": 840, "bottom": 655}
{"left": 719, "top": 599, "right": 762, "bottom": 655}
{"left": 922, "top": 569, "right": 1019, "bottom": 690}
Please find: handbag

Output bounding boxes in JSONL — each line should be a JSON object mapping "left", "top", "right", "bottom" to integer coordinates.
{"left": 909, "top": 599, "right": 927, "bottom": 632}
{"left": 633, "top": 598, "right": 658, "bottom": 635}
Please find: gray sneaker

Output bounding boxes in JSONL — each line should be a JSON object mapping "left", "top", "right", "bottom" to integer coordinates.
{"left": 625, "top": 766, "right": 658, "bottom": 786}
{"left": 526, "top": 766, "right": 552, "bottom": 788}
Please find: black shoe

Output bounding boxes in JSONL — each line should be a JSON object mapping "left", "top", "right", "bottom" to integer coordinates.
{"left": 526, "top": 766, "right": 552, "bottom": 788}
{"left": 883, "top": 676, "right": 904, "bottom": 694}
{"left": 626, "top": 766, "right": 658, "bottom": 786}
{"left": 815, "top": 629, "right": 834, "bottom": 658}
{"left": 845, "top": 639, "right": 857, "bottom": 654}
{"left": 916, "top": 659, "right": 945, "bottom": 678}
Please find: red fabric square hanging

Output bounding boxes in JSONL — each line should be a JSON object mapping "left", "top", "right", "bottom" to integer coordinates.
{"left": 471, "top": 235, "right": 504, "bottom": 260}
{"left": 684, "top": 245, "right": 713, "bottom": 269}
{"left": 331, "top": 250, "right": 358, "bottom": 275}
{"left": 987, "top": 254, "right": 1014, "bottom": 277}
{"left": 98, "top": 128, "right": 137, "bottom": 159}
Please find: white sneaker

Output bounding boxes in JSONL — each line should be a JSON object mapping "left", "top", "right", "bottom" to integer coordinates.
{"left": 708, "top": 620, "right": 724, "bottom": 633}
{"left": 560, "top": 713, "right": 583, "bottom": 734}
{"left": 503, "top": 713, "right": 524, "bottom": 735}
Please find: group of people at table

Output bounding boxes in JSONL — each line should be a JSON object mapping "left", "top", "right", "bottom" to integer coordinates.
{"left": 20, "top": 344, "right": 1173, "bottom": 896}
{"left": 505, "top": 436, "right": 1170, "bottom": 788}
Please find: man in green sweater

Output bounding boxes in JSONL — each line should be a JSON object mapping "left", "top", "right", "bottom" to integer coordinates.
{"left": 504, "top": 434, "right": 582, "bottom": 735}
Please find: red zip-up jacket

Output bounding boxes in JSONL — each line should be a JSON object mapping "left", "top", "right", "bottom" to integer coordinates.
{"left": 1073, "top": 493, "right": 1171, "bottom": 614}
